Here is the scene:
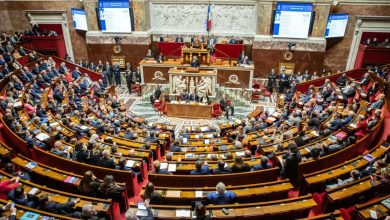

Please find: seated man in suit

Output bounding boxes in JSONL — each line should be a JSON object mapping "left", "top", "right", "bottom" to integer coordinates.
{"left": 98, "top": 150, "right": 116, "bottom": 169}
{"left": 206, "top": 182, "right": 236, "bottom": 205}
{"left": 175, "top": 35, "right": 184, "bottom": 42}
{"left": 252, "top": 156, "right": 272, "bottom": 171}
{"left": 145, "top": 49, "right": 154, "bottom": 60}
{"left": 190, "top": 161, "right": 210, "bottom": 175}
{"left": 220, "top": 94, "right": 234, "bottom": 119}
{"left": 156, "top": 52, "right": 164, "bottom": 63}
{"left": 72, "top": 67, "right": 81, "bottom": 80}
{"left": 213, "top": 160, "right": 232, "bottom": 174}
{"left": 358, "top": 72, "right": 370, "bottom": 86}
{"left": 190, "top": 55, "right": 200, "bottom": 68}
{"left": 179, "top": 92, "right": 188, "bottom": 102}
{"left": 336, "top": 73, "right": 348, "bottom": 87}
{"left": 228, "top": 36, "right": 236, "bottom": 44}
{"left": 50, "top": 141, "right": 68, "bottom": 158}
{"left": 191, "top": 35, "right": 201, "bottom": 48}
{"left": 329, "top": 113, "right": 343, "bottom": 131}
{"left": 239, "top": 56, "right": 250, "bottom": 65}
{"left": 152, "top": 160, "right": 171, "bottom": 174}
{"left": 170, "top": 141, "right": 182, "bottom": 152}
{"left": 187, "top": 91, "right": 199, "bottom": 102}
{"left": 39, "top": 194, "right": 80, "bottom": 215}
{"left": 368, "top": 94, "right": 385, "bottom": 112}
{"left": 342, "top": 82, "right": 356, "bottom": 102}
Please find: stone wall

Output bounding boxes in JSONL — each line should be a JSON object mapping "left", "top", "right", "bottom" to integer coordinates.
{"left": 1, "top": 0, "right": 390, "bottom": 77}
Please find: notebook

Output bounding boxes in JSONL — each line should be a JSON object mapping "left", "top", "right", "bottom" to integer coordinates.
{"left": 126, "top": 160, "right": 136, "bottom": 167}
{"left": 20, "top": 212, "right": 40, "bottom": 220}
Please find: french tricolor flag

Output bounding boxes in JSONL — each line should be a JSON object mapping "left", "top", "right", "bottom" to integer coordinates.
{"left": 207, "top": 4, "right": 212, "bottom": 31}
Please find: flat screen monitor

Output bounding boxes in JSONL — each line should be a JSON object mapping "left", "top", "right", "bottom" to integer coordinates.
{"left": 98, "top": 0, "right": 132, "bottom": 33}
{"left": 71, "top": 8, "right": 88, "bottom": 31}
{"left": 325, "top": 13, "right": 349, "bottom": 38}
{"left": 273, "top": 2, "right": 313, "bottom": 39}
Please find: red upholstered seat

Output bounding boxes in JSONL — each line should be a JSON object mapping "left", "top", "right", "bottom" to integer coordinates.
{"left": 212, "top": 103, "right": 222, "bottom": 117}
{"left": 311, "top": 192, "right": 326, "bottom": 214}
{"left": 340, "top": 207, "right": 355, "bottom": 220}
{"left": 157, "top": 101, "right": 167, "bottom": 114}
{"left": 252, "top": 83, "right": 260, "bottom": 89}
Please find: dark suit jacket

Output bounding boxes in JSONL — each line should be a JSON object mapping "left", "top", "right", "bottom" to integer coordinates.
{"left": 42, "top": 200, "right": 76, "bottom": 215}
{"left": 213, "top": 166, "right": 232, "bottom": 174}
{"left": 220, "top": 98, "right": 229, "bottom": 111}
{"left": 190, "top": 60, "right": 200, "bottom": 68}
{"left": 98, "top": 157, "right": 116, "bottom": 169}
{"left": 175, "top": 37, "right": 184, "bottom": 42}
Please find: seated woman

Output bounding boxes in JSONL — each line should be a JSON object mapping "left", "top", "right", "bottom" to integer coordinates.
{"left": 231, "top": 156, "right": 251, "bottom": 173}
{"left": 0, "top": 177, "right": 19, "bottom": 200}
{"left": 98, "top": 175, "right": 126, "bottom": 212}
{"left": 78, "top": 171, "right": 101, "bottom": 197}
{"left": 141, "top": 182, "right": 163, "bottom": 205}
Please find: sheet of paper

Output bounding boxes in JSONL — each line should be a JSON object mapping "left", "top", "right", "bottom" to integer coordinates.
{"left": 137, "top": 202, "right": 146, "bottom": 210}
{"left": 195, "top": 191, "right": 203, "bottom": 198}
{"left": 126, "top": 160, "right": 135, "bottom": 167}
{"left": 36, "top": 133, "right": 50, "bottom": 141}
{"left": 370, "top": 210, "right": 378, "bottom": 219}
{"left": 176, "top": 209, "right": 191, "bottom": 217}
{"left": 168, "top": 163, "right": 177, "bottom": 172}
{"left": 160, "top": 162, "right": 168, "bottom": 170}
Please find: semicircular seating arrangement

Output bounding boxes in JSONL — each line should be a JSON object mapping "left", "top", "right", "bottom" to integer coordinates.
{"left": 0, "top": 34, "right": 389, "bottom": 220}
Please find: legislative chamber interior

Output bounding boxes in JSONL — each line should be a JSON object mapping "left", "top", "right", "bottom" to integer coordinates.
{"left": 0, "top": 0, "right": 389, "bottom": 219}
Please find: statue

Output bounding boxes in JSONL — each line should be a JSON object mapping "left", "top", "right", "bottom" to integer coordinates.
{"left": 175, "top": 75, "right": 187, "bottom": 94}
{"left": 189, "top": 77, "right": 195, "bottom": 94}
{"left": 196, "top": 76, "right": 209, "bottom": 97}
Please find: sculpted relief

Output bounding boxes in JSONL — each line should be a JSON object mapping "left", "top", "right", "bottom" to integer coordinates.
{"left": 151, "top": 3, "right": 256, "bottom": 34}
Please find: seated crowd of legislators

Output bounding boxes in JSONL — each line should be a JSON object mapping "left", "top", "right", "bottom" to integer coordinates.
{"left": 0, "top": 29, "right": 389, "bottom": 220}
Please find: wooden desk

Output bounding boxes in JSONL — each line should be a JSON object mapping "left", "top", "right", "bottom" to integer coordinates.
{"left": 166, "top": 103, "right": 212, "bottom": 119}
{"left": 139, "top": 60, "right": 254, "bottom": 89}
{"left": 355, "top": 195, "right": 390, "bottom": 220}
{"left": 181, "top": 47, "right": 210, "bottom": 65}
{"left": 142, "top": 195, "right": 316, "bottom": 220}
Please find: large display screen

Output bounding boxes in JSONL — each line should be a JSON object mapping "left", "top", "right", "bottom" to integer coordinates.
{"left": 71, "top": 8, "right": 88, "bottom": 31}
{"left": 98, "top": 0, "right": 132, "bottom": 33}
{"left": 273, "top": 2, "right": 313, "bottom": 39}
{"left": 325, "top": 14, "right": 349, "bottom": 38}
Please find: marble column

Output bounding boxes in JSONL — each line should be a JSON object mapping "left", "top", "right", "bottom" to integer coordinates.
{"left": 257, "top": 1, "right": 273, "bottom": 35}
{"left": 132, "top": 0, "right": 150, "bottom": 32}
{"left": 311, "top": 3, "right": 331, "bottom": 38}
{"left": 84, "top": 0, "right": 99, "bottom": 31}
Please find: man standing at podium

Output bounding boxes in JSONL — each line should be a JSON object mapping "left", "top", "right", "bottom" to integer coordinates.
{"left": 191, "top": 56, "right": 200, "bottom": 68}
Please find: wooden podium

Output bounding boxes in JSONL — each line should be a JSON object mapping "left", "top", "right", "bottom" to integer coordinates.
{"left": 181, "top": 47, "right": 210, "bottom": 65}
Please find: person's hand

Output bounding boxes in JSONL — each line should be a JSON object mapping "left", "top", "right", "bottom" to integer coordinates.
{"left": 2, "top": 202, "right": 12, "bottom": 211}
{"left": 144, "top": 199, "right": 150, "bottom": 208}
{"left": 10, "top": 177, "right": 16, "bottom": 182}
{"left": 10, "top": 206, "right": 16, "bottom": 215}
{"left": 74, "top": 198, "right": 81, "bottom": 203}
